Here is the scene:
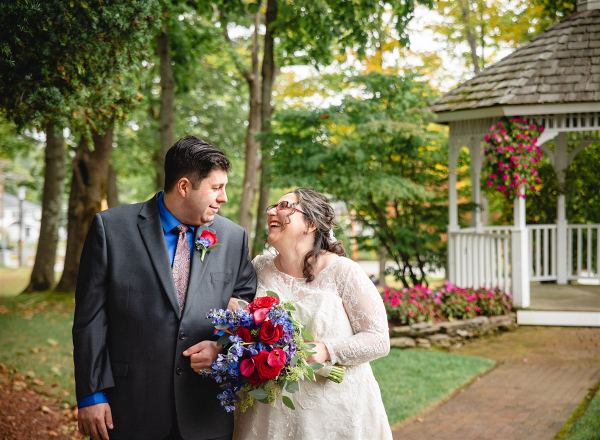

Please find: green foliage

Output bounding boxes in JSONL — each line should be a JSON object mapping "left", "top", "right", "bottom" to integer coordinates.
{"left": 0, "top": 118, "right": 45, "bottom": 202}
{"left": 488, "top": 142, "right": 600, "bottom": 226}
{"left": 109, "top": 35, "right": 249, "bottom": 212}
{"left": 0, "top": 0, "right": 160, "bottom": 129}
{"left": 426, "top": 0, "right": 576, "bottom": 80}
{"left": 264, "top": 72, "right": 447, "bottom": 287}
{"left": 371, "top": 349, "right": 495, "bottom": 426}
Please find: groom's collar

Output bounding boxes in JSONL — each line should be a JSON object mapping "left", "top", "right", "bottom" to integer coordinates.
{"left": 156, "top": 191, "right": 198, "bottom": 235}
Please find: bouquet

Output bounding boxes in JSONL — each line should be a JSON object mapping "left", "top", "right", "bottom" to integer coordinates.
{"left": 200, "top": 290, "right": 345, "bottom": 413}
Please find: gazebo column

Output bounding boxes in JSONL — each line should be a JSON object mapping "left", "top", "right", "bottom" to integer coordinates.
{"left": 468, "top": 137, "right": 484, "bottom": 231}
{"left": 511, "top": 188, "right": 530, "bottom": 308}
{"left": 447, "top": 138, "right": 461, "bottom": 284}
{"left": 554, "top": 133, "right": 568, "bottom": 285}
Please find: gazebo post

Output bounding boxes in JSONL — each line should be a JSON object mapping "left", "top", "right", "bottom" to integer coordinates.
{"left": 512, "top": 189, "right": 530, "bottom": 308}
{"left": 468, "top": 137, "right": 484, "bottom": 232}
{"left": 554, "top": 133, "right": 569, "bottom": 284}
{"left": 447, "top": 138, "right": 460, "bottom": 284}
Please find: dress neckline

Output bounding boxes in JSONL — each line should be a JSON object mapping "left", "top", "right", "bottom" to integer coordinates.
{"left": 268, "top": 254, "right": 343, "bottom": 281}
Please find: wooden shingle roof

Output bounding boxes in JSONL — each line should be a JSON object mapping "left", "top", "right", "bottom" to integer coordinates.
{"left": 430, "top": 9, "right": 600, "bottom": 114}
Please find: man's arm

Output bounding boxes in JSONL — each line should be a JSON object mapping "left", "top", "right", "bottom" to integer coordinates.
{"left": 72, "top": 214, "right": 115, "bottom": 439}
{"left": 232, "top": 230, "right": 257, "bottom": 303}
{"left": 186, "top": 229, "right": 256, "bottom": 370}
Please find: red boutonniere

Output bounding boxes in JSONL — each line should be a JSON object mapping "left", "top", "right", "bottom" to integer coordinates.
{"left": 195, "top": 230, "right": 222, "bottom": 262}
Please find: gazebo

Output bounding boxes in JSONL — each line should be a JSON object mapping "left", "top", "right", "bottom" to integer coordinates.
{"left": 430, "top": 0, "right": 600, "bottom": 327}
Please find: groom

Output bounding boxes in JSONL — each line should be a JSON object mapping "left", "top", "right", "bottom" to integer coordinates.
{"left": 73, "top": 136, "right": 256, "bottom": 440}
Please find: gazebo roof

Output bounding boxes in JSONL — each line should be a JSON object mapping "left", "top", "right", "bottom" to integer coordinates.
{"left": 430, "top": 9, "right": 600, "bottom": 117}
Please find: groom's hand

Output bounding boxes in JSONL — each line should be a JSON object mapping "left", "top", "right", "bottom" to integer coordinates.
{"left": 78, "top": 402, "right": 113, "bottom": 440}
{"left": 183, "top": 340, "right": 222, "bottom": 372}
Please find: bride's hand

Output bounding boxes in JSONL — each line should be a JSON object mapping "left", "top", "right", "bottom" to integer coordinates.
{"left": 305, "top": 341, "right": 331, "bottom": 365}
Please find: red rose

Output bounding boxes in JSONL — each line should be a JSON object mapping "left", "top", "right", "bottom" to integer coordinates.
{"left": 259, "top": 320, "right": 283, "bottom": 344}
{"left": 250, "top": 296, "right": 280, "bottom": 310}
{"left": 245, "top": 296, "right": 281, "bottom": 325}
{"left": 235, "top": 327, "right": 254, "bottom": 343}
{"left": 200, "top": 230, "right": 217, "bottom": 246}
{"left": 253, "top": 351, "right": 283, "bottom": 381}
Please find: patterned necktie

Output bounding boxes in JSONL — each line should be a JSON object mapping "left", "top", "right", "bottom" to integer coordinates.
{"left": 172, "top": 224, "right": 190, "bottom": 312}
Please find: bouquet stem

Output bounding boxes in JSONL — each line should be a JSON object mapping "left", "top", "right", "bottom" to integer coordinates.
{"left": 314, "top": 365, "right": 346, "bottom": 383}
{"left": 327, "top": 366, "right": 345, "bottom": 383}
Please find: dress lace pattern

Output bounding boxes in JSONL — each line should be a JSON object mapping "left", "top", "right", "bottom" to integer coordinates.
{"left": 233, "top": 254, "right": 392, "bottom": 440}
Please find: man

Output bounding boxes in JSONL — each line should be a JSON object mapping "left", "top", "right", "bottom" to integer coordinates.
{"left": 73, "top": 136, "right": 256, "bottom": 440}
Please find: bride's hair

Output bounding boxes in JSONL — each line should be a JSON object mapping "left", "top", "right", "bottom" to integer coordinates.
{"left": 292, "top": 187, "right": 347, "bottom": 282}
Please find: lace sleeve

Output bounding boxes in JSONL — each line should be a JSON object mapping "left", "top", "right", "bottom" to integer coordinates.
{"left": 323, "top": 261, "right": 390, "bottom": 365}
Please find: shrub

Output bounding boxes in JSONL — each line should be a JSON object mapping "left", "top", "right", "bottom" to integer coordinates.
{"left": 383, "top": 282, "right": 513, "bottom": 324}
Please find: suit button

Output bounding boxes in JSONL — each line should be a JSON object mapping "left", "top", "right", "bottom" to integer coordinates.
{"left": 179, "top": 332, "right": 186, "bottom": 340}
{"left": 176, "top": 367, "right": 182, "bottom": 375}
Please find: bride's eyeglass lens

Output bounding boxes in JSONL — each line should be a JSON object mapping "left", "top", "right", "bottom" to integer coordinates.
{"left": 265, "top": 201, "right": 306, "bottom": 215}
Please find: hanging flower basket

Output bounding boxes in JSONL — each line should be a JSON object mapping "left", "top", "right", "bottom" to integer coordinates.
{"left": 482, "top": 118, "right": 544, "bottom": 199}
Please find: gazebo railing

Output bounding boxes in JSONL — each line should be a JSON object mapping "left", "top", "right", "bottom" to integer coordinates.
{"left": 448, "top": 230, "right": 511, "bottom": 290}
{"left": 528, "top": 224, "right": 557, "bottom": 282}
{"left": 567, "top": 224, "right": 600, "bottom": 281}
{"left": 449, "top": 223, "right": 600, "bottom": 288}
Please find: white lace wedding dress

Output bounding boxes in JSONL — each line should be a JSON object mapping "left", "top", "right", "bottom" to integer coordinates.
{"left": 233, "top": 254, "right": 392, "bottom": 440}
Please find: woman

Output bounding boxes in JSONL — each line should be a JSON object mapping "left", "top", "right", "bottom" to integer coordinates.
{"left": 233, "top": 188, "right": 392, "bottom": 440}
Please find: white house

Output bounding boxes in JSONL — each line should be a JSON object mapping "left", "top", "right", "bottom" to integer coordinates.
{"left": 1, "top": 192, "right": 42, "bottom": 244}
{"left": 430, "top": 0, "right": 600, "bottom": 327}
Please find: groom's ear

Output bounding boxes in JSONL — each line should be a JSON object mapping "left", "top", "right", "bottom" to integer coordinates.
{"left": 176, "top": 177, "right": 192, "bottom": 198}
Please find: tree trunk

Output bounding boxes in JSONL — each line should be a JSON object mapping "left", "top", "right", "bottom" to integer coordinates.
{"left": 155, "top": 30, "right": 175, "bottom": 191}
{"left": 106, "top": 165, "right": 121, "bottom": 208}
{"left": 23, "top": 123, "right": 66, "bottom": 292}
{"left": 458, "top": 0, "right": 480, "bottom": 74}
{"left": 238, "top": 13, "right": 262, "bottom": 237}
{"left": 55, "top": 127, "right": 113, "bottom": 292}
{"left": 253, "top": 0, "right": 278, "bottom": 256}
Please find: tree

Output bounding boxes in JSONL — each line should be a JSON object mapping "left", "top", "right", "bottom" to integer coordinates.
{"left": 54, "top": 2, "right": 160, "bottom": 292}
{"left": 203, "top": 0, "right": 433, "bottom": 253}
{"left": 264, "top": 72, "right": 448, "bottom": 287}
{"left": 426, "top": 0, "right": 577, "bottom": 76}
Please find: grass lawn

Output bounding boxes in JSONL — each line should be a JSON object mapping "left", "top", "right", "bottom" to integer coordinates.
{"left": 0, "top": 291, "right": 77, "bottom": 406}
{"left": 0, "top": 267, "right": 32, "bottom": 296}
{"left": 371, "top": 349, "right": 495, "bottom": 426}
{"left": 554, "top": 381, "right": 600, "bottom": 440}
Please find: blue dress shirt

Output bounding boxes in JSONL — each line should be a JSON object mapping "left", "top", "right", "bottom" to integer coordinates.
{"left": 77, "top": 192, "right": 196, "bottom": 408}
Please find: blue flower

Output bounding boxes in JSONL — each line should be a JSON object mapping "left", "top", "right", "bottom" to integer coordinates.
{"left": 197, "top": 237, "right": 211, "bottom": 248}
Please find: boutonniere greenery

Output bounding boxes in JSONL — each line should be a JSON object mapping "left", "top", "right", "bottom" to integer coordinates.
{"left": 195, "top": 230, "right": 222, "bottom": 262}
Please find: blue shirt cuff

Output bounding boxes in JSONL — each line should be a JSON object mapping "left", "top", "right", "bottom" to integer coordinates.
{"left": 77, "top": 391, "right": 108, "bottom": 408}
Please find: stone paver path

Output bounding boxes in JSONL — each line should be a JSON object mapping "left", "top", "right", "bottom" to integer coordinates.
{"left": 392, "top": 326, "right": 600, "bottom": 440}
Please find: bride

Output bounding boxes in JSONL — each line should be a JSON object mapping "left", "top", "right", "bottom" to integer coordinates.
{"left": 233, "top": 188, "right": 392, "bottom": 440}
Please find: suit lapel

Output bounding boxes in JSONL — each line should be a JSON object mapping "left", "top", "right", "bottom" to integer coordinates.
{"left": 183, "top": 222, "right": 217, "bottom": 316}
{"left": 137, "top": 197, "right": 182, "bottom": 319}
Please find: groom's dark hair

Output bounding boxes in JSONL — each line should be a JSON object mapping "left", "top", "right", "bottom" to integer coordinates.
{"left": 164, "top": 135, "right": 231, "bottom": 192}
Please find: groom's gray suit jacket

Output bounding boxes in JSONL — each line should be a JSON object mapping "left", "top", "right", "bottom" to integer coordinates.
{"left": 73, "top": 194, "right": 256, "bottom": 439}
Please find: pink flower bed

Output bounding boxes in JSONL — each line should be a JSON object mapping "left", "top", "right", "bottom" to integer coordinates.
{"left": 383, "top": 282, "right": 513, "bottom": 325}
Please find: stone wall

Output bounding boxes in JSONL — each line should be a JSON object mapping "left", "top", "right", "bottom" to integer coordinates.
{"left": 389, "top": 314, "right": 517, "bottom": 349}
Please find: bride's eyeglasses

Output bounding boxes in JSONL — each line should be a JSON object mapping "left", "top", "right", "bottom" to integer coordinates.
{"left": 265, "top": 201, "right": 306, "bottom": 215}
